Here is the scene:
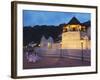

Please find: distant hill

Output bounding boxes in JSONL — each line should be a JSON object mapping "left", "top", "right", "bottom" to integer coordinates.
{"left": 23, "top": 20, "right": 91, "bottom": 46}
{"left": 82, "top": 20, "right": 91, "bottom": 27}
{"left": 23, "top": 25, "right": 62, "bottom": 46}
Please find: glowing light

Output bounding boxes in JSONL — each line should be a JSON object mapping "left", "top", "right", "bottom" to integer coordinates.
{"left": 48, "top": 42, "right": 51, "bottom": 49}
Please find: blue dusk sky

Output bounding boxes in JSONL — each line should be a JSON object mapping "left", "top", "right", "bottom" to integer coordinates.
{"left": 23, "top": 10, "right": 91, "bottom": 26}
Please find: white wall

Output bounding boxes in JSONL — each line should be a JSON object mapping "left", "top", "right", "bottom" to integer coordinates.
{"left": 0, "top": 0, "right": 99, "bottom": 80}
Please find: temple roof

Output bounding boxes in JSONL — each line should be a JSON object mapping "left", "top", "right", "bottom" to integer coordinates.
{"left": 67, "top": 17, "right": 81, "bottom": 25}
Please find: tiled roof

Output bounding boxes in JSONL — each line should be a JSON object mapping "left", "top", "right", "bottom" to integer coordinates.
{"left": 67, "top": 17, "right": 80, "bottom": 24}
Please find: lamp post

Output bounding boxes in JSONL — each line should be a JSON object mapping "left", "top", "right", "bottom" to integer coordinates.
{"left": 81, "top": 40, "right": 84, "bottom": 62}
{"left": 60, "top": 43, "right": 62, "bottom": 58}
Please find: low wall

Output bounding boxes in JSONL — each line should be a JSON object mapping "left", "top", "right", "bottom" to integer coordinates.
{"left": 35, "top": 48, "right": 91, "bottom": 62}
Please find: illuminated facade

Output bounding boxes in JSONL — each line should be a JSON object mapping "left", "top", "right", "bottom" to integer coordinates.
{"left": 63, "top": 17, "right": 86, "bottom": 32}
{"left": 62, "top": 17, "right": 90, "bottom": 49}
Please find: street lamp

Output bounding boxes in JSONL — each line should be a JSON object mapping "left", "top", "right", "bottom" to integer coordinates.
{"left": 80, "top": 39, "right": 84, "bottom": 62}
{"left": 60, "top": 42, "right": 62, "bottom": 58}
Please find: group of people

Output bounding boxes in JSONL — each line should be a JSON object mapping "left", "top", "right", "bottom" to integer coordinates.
{"left": 25, "top": 46, "right": 41, "bottom": 63}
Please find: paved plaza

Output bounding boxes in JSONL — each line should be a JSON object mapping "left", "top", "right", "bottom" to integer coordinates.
{"left": 23, "top": 56, "right": 90, "bottom": 69}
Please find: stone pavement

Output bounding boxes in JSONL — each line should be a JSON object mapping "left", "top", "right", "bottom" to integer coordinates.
{"left": 23, "top": 56, "right": 90, "bottom": 69}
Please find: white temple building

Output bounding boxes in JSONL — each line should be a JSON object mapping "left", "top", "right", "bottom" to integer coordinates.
{"left": 40, "top": 36, "right": 61, "bottom": 49}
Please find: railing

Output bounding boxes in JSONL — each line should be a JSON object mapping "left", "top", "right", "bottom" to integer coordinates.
{"left": 24, "top": 47, "right": 91, "bottom": 62}
{"left": 36, "top": 48, "right": 91, "bottom": 62}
